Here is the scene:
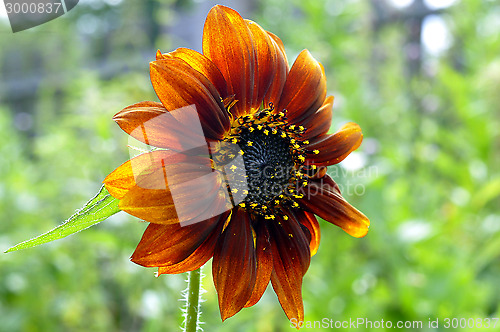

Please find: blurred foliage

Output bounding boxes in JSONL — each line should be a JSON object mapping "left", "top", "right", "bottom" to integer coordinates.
{"left": 1, "top": 0, "right": 499, "bottom": 331}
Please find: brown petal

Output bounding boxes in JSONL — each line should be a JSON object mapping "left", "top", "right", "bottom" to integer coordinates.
{"left": 160, "top": 48, "right": 229, "bottom": 98}
{"left": 300, "top": 95, "right": 334, "bottom": 140}
{"left": 297, "top": 180, "right": 369, "bottom": 238}
{"left": 213, "top": 208, "right": 257, "bottom": 320}
{"left": 156, "top": 211, "right": 229, "bottom": 275}
{"left": 245, "top": 19, "right": 277, "bottom": 109}
{"left": 244, "top": 218, "right": 273, "bottom": 308}
{"left": 150, "top": 58, "right": 230, "bottom": 139}
{"left": 269, "top": 210, "right": 311, "bottom": 323}
{"left": 277, "top": 50, "right": 326, "bottom": 123}
{"left": 112, "top": 101, "right": 209, "bottom": 151}
{"left": 264, "top": 31, "right": 289, "bottom": 107}
{"left": 305, "top": 122, "right": 363, "bottom": 166}
{"left": 203, "top": 5, "right": 256, "bottom": 117}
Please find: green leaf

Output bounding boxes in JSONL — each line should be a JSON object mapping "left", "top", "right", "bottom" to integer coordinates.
{"left": 5, "top": 185, "right": 121, "bottom": 253}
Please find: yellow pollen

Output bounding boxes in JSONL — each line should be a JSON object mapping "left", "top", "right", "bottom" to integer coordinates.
{"left": 243, "top": 190, "right": 249, "bottom": 195}
{"left": 272, "top": 129, "right": 278, "bottom": 134}
{"left": 263, "top": 129, "right": 269, "bottom": 135}
{"left": 299, "top": 126, "right": 305, "bottom": 131}
{"left": 275, "top": 200, "right": 280, "bottom": 205}
{"left": 240, "top": 202, "right": 246, "bottom": 208}
{"left": 290, "top": 125, "right": 296, "bottom": 130}
{"left": 302, "top": 181, "right": 308, "bottom": 186}
{"left": 262, "top": 205, "right": 267, "bottom": 210}
{"left": 313, "top": 149, "right": 320, "bottom": 154}
{"left": 228, "top": 154, "right": 235, "bottom": 158}
{"left": 247, "top": 141, "right": 253, "bottom": 146}
{"left": 303, "top": 140, "right": 310, "bottom": 144}
{"left": 312, "top": 165, "right": 317, "bottom": 169}
{"left": 238, "top": 150, "right": 245, "bottom": 155}
{"left": 249, "top": 127, "right": 255, "bottom": 132}
{"left": 294, "top": 144, "right": 300, "bottom": 149}
{"left": 281, "top": 132, "right": 287, "bottom": 138}
{"left": 231, "top": 138, "right": 238, "bottom": 144}
{"left": 283, "top": 215, "right": 289, "bottom": 220}
{"left": 292, "top": 202, "right": 299, "bottom": 207}
{"left": 230, "top": 165, "right": 237, "bottom": 171}
{"left": 298, "top": 155, "right": 305, "bottom": 162}
{"left": 257, "top": 125, "right": 263, "bottom": 130}
{"left": 231, "top": 189, "right": 238, "bottom": 193}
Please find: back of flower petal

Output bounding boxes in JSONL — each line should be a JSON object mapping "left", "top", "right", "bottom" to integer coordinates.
{"left": 203, "top": 5, "right": 256, "bottom": 117}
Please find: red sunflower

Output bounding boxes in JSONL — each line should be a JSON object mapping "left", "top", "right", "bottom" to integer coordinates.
{"left": 103, "top": 5, "right": 369, "bottom": 323}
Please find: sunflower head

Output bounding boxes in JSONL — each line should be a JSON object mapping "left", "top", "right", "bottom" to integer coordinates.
{"left": 104, "top": 4, "right": 369, "bottom": 324}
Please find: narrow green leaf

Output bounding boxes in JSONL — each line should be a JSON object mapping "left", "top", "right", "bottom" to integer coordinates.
{"left": 5, "top": 185, "right": 121, "bottom": 253}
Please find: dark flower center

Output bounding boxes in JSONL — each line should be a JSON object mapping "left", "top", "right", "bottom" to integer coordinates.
{"left": 238, "top": 128, "right": 294, "bottom": 207}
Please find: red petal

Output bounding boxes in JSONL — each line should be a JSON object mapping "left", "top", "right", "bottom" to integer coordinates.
{"left": 298, "top": 179, "right": 369, "bottom": 238}
{"left": 277, "top": 50, "right": 326, "bottom": 123}
{"left": 150, "top": 58, "right": 230, "bottom": 139}
{"left": 269, "top": 210, "right": 311, "bottom": 323}
{"left": 112, "top": 101, "right": 209, "bottom": 151}
{"left": 131, "top": 215, "right": 221, "bottom": 267}
{"left": 244, "top": 218, "right": 273, "bottom": 308}
{"left": 203, "top": 5, "right": 256, "bottom": 117}
{"left": 306, "top": 122, "right": 363, "bottom": 166}
{"left": 156, "top": 211, "right": 229, "bottom": 275}
{"left": 212, "top": 209, "right": 257, "bottom": 320}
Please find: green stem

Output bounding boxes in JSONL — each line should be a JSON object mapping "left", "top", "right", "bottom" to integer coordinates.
{"left": 185, "top": 268, "right": 201, "bottom": 332}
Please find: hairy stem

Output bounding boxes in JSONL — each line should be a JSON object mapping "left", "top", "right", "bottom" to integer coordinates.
{"left": 184, "top": 268, "right": 202, "bottom": 332}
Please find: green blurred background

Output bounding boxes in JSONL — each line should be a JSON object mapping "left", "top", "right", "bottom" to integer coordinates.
{"left": 1, "top": 0, "right": 499, "bottom": 331}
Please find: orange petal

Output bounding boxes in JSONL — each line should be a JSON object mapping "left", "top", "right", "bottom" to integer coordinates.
{"left": 131, "top": 215, "right": 221, "bottom": 267}
{"left": 244, "top": 219, "right": 273, "bottom": 308}
{"left": 264, "top": 31, "right": 289, "bottom": 107}
{"left": 305, "top": 122, "right": 363, "bottom": 166}
{"left": 297, "top": 180, "right": 369, "bottom": 238}
{"left": 103, "top": 150, "right": 205, "bottom": 199}
{"left": 300, "top": 95, "right": 334, "bottom": 140}
{"left": 203, "top": 5, "right": 256, "bottom": 117}
{"left": 269, "top": 210, "right": 310, "bottom": 324}
{"left": 156, "top": 211, "right": 229, "bottom": 275}
{"left": 114, "top": 152, "right": 228, "bottom": 224}
{"left": 112, "top": 101, "right": 209, "bottom": 150}
{"left": 161, "top": 48, "right": 229, "bottom": 98}
{"left": 245, "top": 20, "right": 277, "bottom": 109}
{"left": 298, "top": 211, "right": 321, "bottom": 256}
{"left": 213, "top": 209, "right": 256, "bottom": 321}
{"left": 150, "top": 58, "right": 230, "bottom": 139}
{"left": 277, "top": 50, "right": 326, "bottom": 123}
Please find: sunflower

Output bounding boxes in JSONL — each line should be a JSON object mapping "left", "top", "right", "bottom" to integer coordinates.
{"left": 103, "top": 5, "right": 369, "bottom": 323}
